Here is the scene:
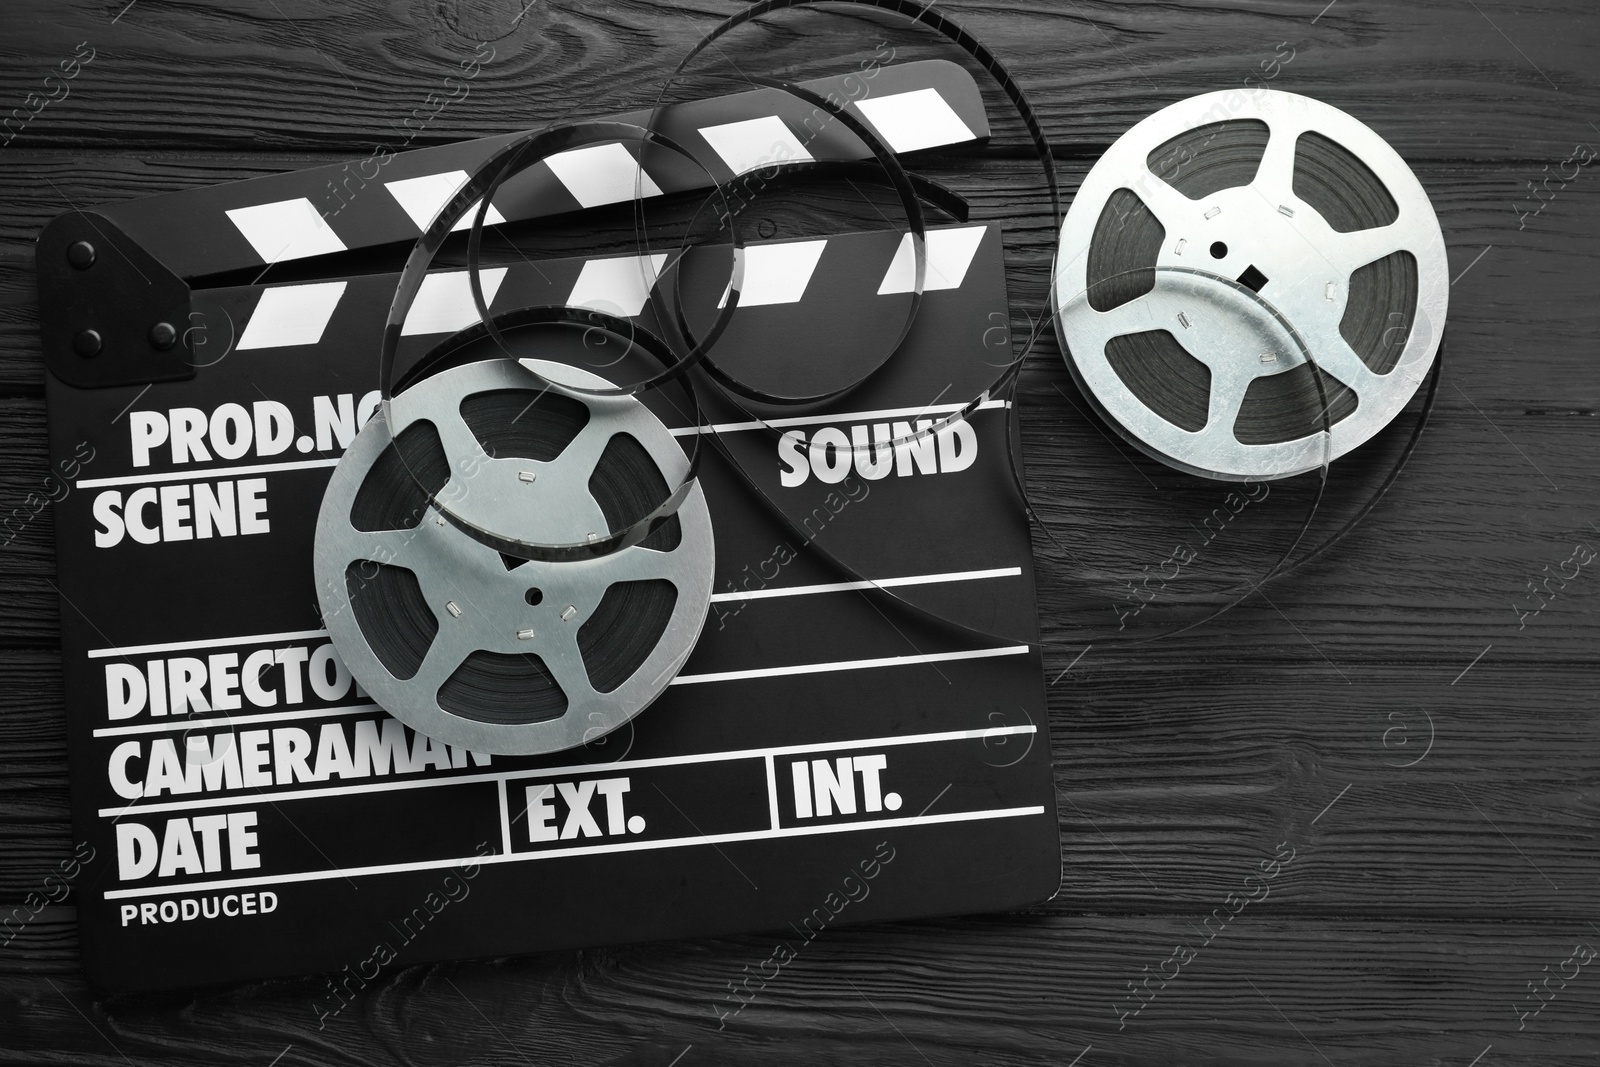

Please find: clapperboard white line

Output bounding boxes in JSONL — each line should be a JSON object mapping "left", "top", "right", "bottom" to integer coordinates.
{"left": 87, "top": 627, "right": 333, "bottom": 660}
{"left": 93, "top": 702, "right": 380, "bottom": 739}
{"left": 88, "top": 633, "right": 1025, "bottom": 743}
{"left": 102, "top": 803, "right": 1044, "bottom": 902}
{"left": 95, "top": 723, "right": 1035, "bottom": 819}
{"left": 76, "top": 457, "right": 340, "bottom": 491}
{"left": 671, "top": 398, "right": 1010, "bottom": 437}
{"left": 85, "top": 567, "right": 1020, "bottom": 660}
{"left": 94, "top": 639, "right": 1027, "bottom": 738}
{"left": 670, "top": 645, "right": 1029, "bottom": 685}
{"left": 71, "top": 397, "right": 1006, "bottom": 492}
{"left": 708, "top": 566, "right": 1020, "bottom": 603}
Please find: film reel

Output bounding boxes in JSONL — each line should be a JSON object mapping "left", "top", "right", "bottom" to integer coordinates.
{"left": 1053, "top": 88, "right": 1447, "bottom": 481}
{"left": 314, "top": 358, "right": 714, "bottom": 756}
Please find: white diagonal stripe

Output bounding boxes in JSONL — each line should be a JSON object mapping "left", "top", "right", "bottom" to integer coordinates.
{"left": 87, "top": 626, "right": 331, "bottom": 659}
{"left": 878, "top": 225, "right": 988, "bottom": 295}
{"left": 698, "top": 115, "right": 813, "bottom": 176}
{"left": 401, "top": 267, "right": 509, "bottom": 335}
{"left": 708, "top": 567, "right": 1021, "bottom": 603}
{"left": 237, "top": 281, "right": 348, "bottom": 350}
{"left": 717, "top": 239, "right": 828, "bottom": 308}
{"left": 93, "top": 703, "right": 377, "bottom": 738}
{"left": 566, "top": 253, "right": 669, "bottom": 317}
{"left": 225, "top": 198, "right": 347, "bottom": 263}
{"left": 76, "top": 459, "right": 339, "bottom": 491}
{"left": 854, "top": 88, "right": 977, "bottom": 153}
{"left": 544, "top": 142, "right": 664, "bottom": 208}
{"left": 669, "top": 398, "right": 1009, "bottom": 436}
{"left": 384, "top": 170, "right": 506, "bottom": 233}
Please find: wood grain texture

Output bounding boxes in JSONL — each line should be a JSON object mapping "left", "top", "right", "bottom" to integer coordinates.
{"left": 4, "top": 914, "right": 1600, "bottom": 1065}
{"left": 1, "top": 0, "right": 1596, "bottom": 1063}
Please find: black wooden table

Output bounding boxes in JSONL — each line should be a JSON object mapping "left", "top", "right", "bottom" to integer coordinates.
{"left": 2, "top": 1, "right": 1596, "bottom": 1063}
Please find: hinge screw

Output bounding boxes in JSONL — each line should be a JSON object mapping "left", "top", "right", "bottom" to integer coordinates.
{"left": 73, "top": 329, "right": 102, "bottom": 357}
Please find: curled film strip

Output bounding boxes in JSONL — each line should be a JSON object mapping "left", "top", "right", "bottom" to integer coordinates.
{"left": 381, "top": 80, "right": 935, "bottom": 562}
{"left": 314, "top": 6, "right": 1450, "bottom": 753}
{"left": 433, "top": 0, "right": 1066, "bottom": 567}
{"left": 317, "top": 34, "right": 973, "bottom": 754}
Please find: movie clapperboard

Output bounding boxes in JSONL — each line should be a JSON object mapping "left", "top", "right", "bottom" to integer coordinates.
{"left": 37, "top": 60, "right": 1060, "bottom": 992}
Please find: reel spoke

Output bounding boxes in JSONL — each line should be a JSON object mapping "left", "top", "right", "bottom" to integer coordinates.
{"left": 537, "top": 627, "right": 601, "bottom": 709}
{"left": 1251, "top": 119, "right": 1300, "bottom": 204}
{"left": 1131, "top": 166, "right": 1204, "bottom": 233}
{"left": 1330, "top": 222, "right": 1411, "bottom": 275}
{"left": 1202, "top": 353, "right": 1261, "bottom": 436}
{"left": 348, "top": 527, "right": 432, "bottom": 574}
{"left": 559, "top": 417, "right": 622, "bottom": 487}
{"left": 601, "top": 545, "right": 684, "bottom": 586}
{"left": 409, "top": 622, "right": 479, "bottom": 701}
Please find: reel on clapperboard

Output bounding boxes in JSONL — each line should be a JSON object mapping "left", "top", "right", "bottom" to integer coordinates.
{"left": 313, "top": 353, "right": 715, "bottom": 757}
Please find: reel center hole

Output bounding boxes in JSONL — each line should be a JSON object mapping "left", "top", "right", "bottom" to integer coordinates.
{"left": 525, "top": 588, "right": 543, "bottom": 606}
{"left": 1237, "top": 265, "right": 1269, "bottom": 292}
{"left": 1209, "top": 241, "right": 1228, "bottom": 259}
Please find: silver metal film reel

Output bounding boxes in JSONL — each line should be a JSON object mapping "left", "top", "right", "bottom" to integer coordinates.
{"left": 1053, "top": 88, "right": 1448, "bottom": 480}
{"left": 314, "top": 358, "right": 714, "bottom": 756}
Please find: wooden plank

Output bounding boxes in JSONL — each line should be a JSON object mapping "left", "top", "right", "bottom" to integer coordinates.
{"left": 1, "top": 913, "right": 1596, "bottom": 1065}
{"left": 0, "top": 0, "right": 1591, "bottom": 158}
{"left": 0, "top": 399, "right": 58, "bottom": 646}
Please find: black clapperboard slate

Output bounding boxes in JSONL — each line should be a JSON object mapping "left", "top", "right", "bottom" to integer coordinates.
{"left": 38, "top": 62, "right": 1060, "bottom": 992}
